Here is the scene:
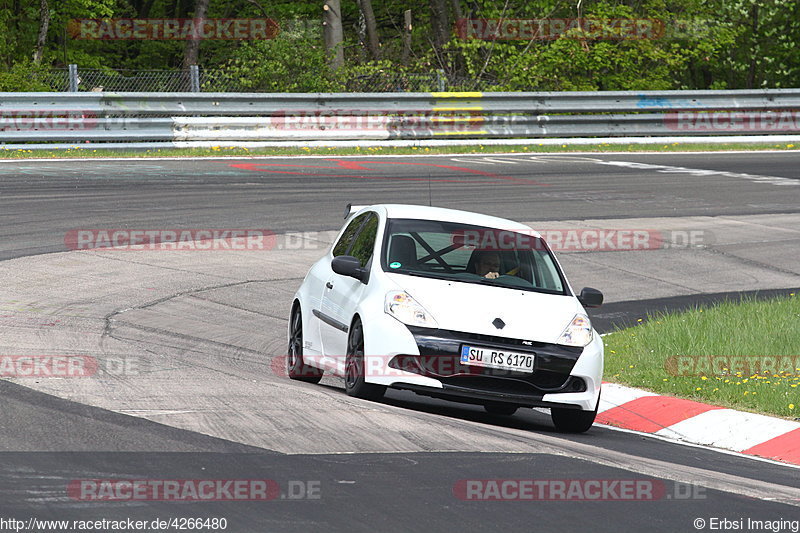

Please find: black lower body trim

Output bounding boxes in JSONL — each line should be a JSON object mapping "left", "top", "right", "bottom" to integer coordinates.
{"left": 392, "top": 383, "right": 582, "bottom": 410}
{"left": 312, "top": 308, "right": 349, "bottom": 333}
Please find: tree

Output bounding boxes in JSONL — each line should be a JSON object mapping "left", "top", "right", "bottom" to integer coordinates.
{"left": 1, "top": 0, "right": 798, "bottom": 92}
{"left": 323, "top": 0, "right": 344, "bottom": 70}
{"left": 33, "top": 0, "right": 50, "bottom": 64}
{"left": 429, "top": 0, "right": 450, "bottom": 70}
{"left": 356, "top": 0, "right": 381, "bottom": 60}
{"left": 183, "top": 0, "right": 210, "bottom": 67}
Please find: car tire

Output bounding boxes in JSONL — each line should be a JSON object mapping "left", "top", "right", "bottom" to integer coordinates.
{"left": 483, "top": 403, "right": 518, "bottom": 416}
{"left": 550, "top": 395, "right": 599, "bottom": 433}
{"left": 344, "top": 318, "right": 386, "bottom": 401}
{"left": 287, "top": 305, "right": 323, "bottom": 384}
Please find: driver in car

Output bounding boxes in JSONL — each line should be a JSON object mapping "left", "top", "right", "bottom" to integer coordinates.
{"left": 475, "top": 252, "right": 502, "bottom": 279}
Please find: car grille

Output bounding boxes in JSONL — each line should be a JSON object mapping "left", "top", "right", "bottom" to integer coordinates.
{"left": 398, "top": 326, "right": 587, "bottom": 394}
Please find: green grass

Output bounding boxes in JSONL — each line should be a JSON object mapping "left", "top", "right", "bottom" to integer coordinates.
{"left": 0, "top": 141, "right": 798, "bottom": 159}
{"left": 603, "top": 293, "right": 800, "bottom": 419}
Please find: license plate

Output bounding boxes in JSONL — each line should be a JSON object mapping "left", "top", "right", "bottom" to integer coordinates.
{"left": 459, "top": 345, "right": 535, "bottom": 373}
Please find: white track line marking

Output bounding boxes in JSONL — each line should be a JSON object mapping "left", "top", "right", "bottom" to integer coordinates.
{"left": 1, "top": 150, "right": 799, "bottom": 164}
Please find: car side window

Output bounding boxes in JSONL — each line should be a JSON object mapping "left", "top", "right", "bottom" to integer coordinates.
{"left": 332, "top": 213, "right": 369, "bottom": 257}
{"left": 348, "top": 214, "right": 379, "bottom": 267}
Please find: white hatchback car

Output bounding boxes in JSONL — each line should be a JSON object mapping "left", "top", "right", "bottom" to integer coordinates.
{"left": 289, "top": 204, "right": 604, "bottom": 432}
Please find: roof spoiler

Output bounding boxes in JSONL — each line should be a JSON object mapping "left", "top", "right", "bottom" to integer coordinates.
{"left": 344, "top": 203, "right": 367, "bottom": 219}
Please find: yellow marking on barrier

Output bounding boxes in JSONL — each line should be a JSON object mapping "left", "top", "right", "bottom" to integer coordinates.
{"left": 433, "top": 130, "right": 489, "bottom": 135}
{"left": 431, "top": 92, "right": 483, "bottom": 98}
{"left": 432, "top": 106, "right": 483, "bottom": 112}
{"left": 431, "top": 117, "right": 484, "bottom": 122}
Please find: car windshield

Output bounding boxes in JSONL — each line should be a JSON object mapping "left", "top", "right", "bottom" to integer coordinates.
{"left": 381, "top": 218, "right": 567, "bottom": 294}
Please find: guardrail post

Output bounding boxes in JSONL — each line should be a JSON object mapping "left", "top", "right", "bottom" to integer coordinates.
{"left": 68, "top": 64, "right": 78, "bottom": 92}
{"left": 436, "top": 69, "right": 446, "bottom": 92}
{"left": 189, "top": 65, "right": 200, "bottom": 92}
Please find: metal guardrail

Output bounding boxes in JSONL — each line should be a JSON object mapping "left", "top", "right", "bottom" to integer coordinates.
{"left": 1, "top": 90, "right": 799, "bottom": 145}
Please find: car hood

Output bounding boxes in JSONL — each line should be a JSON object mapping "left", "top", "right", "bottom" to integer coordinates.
{"left": 385, "top": 273, "right": 585, "bottom": 344}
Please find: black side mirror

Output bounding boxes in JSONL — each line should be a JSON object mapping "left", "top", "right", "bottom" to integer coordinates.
{"left": 331, "top": 255, "right": 366, "bottom": 282}
{"left": 578, "top": 287, "right": 603, "bottom": 308}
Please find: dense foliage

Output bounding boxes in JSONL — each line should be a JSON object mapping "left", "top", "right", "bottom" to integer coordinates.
{"left": 0, "top": 0, "right": 797, "bottom": 91}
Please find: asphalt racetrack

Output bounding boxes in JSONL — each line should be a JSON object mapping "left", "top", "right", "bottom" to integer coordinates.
{"left": 1, "top": 151, "right": 799, "bottom": 531}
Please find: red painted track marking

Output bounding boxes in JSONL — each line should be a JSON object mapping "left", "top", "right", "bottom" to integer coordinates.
{"left": 229, "top": 159, "right": 550, "bottom": 186}
{"left": 596, "top": 396, "right": 724, "bottom": 433}
{"left": 741, "top": 428, "right": 800, "bottom": 464}
{"left": 230, "top": 163, "right": 486, "bottom": 182}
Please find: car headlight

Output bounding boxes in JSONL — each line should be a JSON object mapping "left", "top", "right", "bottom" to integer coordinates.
{"left": 385, "top": 291, "right": 438, "bottom": 328}
{"left": 557, "top": 314, "right": 593, "bottom": 347}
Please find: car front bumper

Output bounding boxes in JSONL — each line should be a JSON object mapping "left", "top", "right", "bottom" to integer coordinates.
{"left": 361, "top": 314, "right": 602, "bottom": 411}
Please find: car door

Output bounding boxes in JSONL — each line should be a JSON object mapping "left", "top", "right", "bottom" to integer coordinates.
{"left": 312, "top": 212, "right": 368, "bottom": 352}
{"left": 319, "top": 212, "right": 379, "bottom": 364}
